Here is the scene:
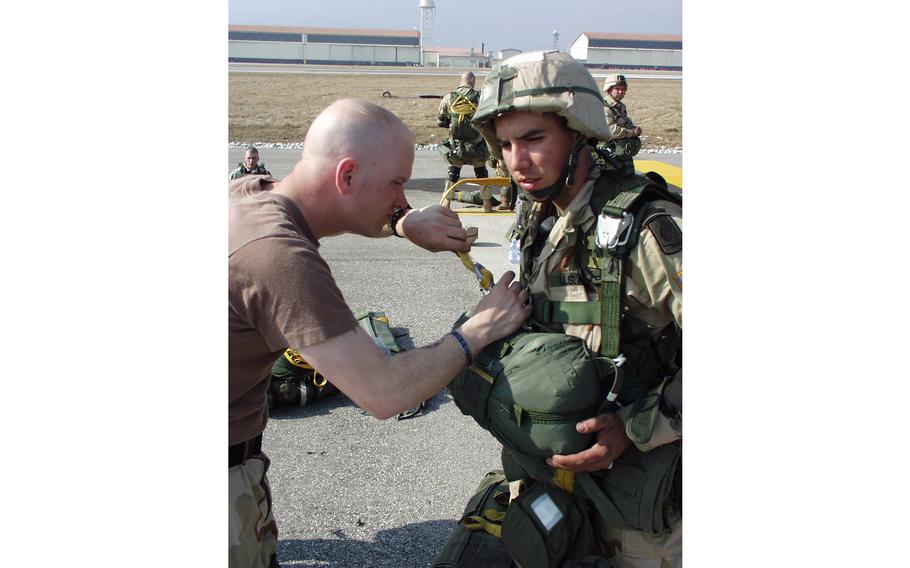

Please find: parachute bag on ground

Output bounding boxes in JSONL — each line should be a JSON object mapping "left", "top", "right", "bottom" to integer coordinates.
{"left": 268, "top": 310, "right": 401, "bottom": 408}
{"left": 269, "top": 349, "right": 337, "bottom": 407}
{"left": 432, "top": 470, "right": 515, "bottom": 568}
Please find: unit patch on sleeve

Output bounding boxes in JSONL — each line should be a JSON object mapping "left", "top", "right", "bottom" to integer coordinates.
{"left": 646, "top": 213, "right": 682, "bottom": 255}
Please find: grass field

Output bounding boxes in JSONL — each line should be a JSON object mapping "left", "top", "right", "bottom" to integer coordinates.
{"left": 229, "top": 68, "right": 682, "bottom": 149}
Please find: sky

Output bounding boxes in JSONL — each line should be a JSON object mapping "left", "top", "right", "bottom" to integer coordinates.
{"left": 228, "top": 0, "right": 681, "bottom": 54}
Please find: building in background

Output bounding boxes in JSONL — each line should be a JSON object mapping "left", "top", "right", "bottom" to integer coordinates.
{"left": 570, "top": 32, "right": 682, "bottom": 71}
{"left": 229, "top": 25, "right": 421, "bottom": 66}
{"left": 421, "top": 47, "right": 489, "bottom": 68}
{"left": 495, "top": 48, "right": 522, "bottom": 62}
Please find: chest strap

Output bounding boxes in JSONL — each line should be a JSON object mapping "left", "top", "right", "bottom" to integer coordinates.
{"left": 531, "top": 298, "right": 599, "bottom": 325}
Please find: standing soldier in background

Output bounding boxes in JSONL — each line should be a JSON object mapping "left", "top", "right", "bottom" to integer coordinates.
{"left": 437, "top": 71, "right": 493, "bottom": 212}
{"left": 601, "top": 74, "right": 642, "bottom": 174}
{"left": 230, "top": 146, "right": 272, "bottom": 180}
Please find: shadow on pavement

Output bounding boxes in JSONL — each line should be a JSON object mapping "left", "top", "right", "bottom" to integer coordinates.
{"left": 277, "top": 519, "right": 457, "bottom": 567}
{"left": 405, "top": 177, "right": 447, "bottom": 193}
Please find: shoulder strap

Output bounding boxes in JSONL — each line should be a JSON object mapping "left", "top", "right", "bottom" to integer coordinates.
{"left": 589, "top": 170, "right": 679, "bottom": 357}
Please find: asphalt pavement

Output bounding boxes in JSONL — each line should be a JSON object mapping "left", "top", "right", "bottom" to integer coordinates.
{"left": 227, "top": 147, "right": 681, "bottom": 567}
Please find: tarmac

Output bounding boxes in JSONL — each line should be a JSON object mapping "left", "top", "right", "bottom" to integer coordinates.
{"left": 227, "top": 147, "right": 682, "bottom": 567}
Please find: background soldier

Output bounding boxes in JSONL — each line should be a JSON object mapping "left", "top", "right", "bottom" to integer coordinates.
{"left": 450, "top": 51, "right": 682, "bottom": 567}
{"left": 230, "top": 146, "right": 272, "bottom": 180}
{"left": 437, "top": 71, "right": 493, "bottom": 212}
{"left": 600, "top": 74, "right": 642, "bottom": 173}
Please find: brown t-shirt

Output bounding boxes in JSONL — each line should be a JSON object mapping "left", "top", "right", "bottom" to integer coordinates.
{"left": 229, "top": 177, "right": 357, "bottom": 445}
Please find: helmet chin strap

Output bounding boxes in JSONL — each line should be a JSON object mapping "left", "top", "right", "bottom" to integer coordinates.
{"left": 519, "top": 139, "right": 586, "bottom": 203}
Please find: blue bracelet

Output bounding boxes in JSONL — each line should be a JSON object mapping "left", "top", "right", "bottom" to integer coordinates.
{"left": 450, "top": 330, "right": 472, "bottom": 367}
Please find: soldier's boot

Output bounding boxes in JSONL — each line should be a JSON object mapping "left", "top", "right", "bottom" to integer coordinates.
{"left": 495, "top": 187, "right": 513, "bottom": 211}
{"left": 497, "top": 184, "right": 516, "bottom": 211}
{"left": 481, "top": 186, "right": 494, "bottom": 213}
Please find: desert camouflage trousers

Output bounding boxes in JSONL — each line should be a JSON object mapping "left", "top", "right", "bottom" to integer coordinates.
{"left": 229, "top": 454, "right": 279, "bottom": 568}
{"left": 599, "top": 517, "right": 682, "bottom": 568}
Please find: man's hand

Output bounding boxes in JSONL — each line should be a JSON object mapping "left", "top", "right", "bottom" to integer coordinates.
{"left": 399, "top": 205, "right": 470, "bottom": 253}
{"left": 633, "top": 126, "right": 642, "bottom": 136}
{"left": 546, "top": 413, "right": 631, "bottom": 473}
{"left": 458, "top": 271, "right": 532, "bottom": 351}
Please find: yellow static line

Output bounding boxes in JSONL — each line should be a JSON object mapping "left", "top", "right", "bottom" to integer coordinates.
{"left": 454, "top": 210, "right": 514, "bottom": 216}
{"left": 636, "top": 160, "right": 682, "bottom": 190}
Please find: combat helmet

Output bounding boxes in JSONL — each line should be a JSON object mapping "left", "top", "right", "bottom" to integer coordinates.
{"left": 602, "top": 73, "right": 628, "bottom": 94}
{"left": 473, "top": 50, "right": 611, "bottom": 160}
{"left": 472, "top": 50, "right": 611, "bottom": 201}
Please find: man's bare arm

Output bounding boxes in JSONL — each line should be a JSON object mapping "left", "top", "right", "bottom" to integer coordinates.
{"left": 298, "top": 271, "right": 530, "bottom": 418}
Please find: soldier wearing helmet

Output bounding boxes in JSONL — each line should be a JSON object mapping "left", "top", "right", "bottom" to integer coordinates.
{"left": 600, "top": 73, "right": 642, "bottom": 172}
{"left": 446, "top": 51, "right": 683, "bottom": 568}
{"left": 436, "top": 71, "right": 496, "bottom": 212}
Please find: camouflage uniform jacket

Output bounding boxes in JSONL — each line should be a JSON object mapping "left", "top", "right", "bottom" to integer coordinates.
{"left": 229, "top": 163, "right": 272, "bottom": 180}
{"left": 520, "top": 155, "right": 682, "bottom": 451}
{"left": 604, "top": 96, "right": 638, "bottom": 139}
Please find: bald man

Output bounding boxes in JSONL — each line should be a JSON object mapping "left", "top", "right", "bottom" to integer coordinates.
{"left": 228, "top": 99, "right": 531, "bottom": 568}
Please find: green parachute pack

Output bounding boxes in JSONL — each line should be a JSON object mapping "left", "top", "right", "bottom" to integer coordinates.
{"left": 448, "top": 167, "right": 682, "bottom": 562}
{"left": 447, "top": 86, "right": 482, "bottom": 142}
{"left": 438, "top": 86, "right": 489, "bottom": 165}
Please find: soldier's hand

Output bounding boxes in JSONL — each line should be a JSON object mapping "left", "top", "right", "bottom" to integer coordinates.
{"left": 399, "top": 205, "right": 471, "bottom": 253}
{"left": 634, "top": 126, "right": 642, "bottom": 136}
{"left": 546, "top": 413, "right": 631, "bottom": 473}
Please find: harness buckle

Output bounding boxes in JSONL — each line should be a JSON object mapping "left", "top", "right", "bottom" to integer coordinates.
{"left": 595, "top": 211, "right": 634, "bottom": 250}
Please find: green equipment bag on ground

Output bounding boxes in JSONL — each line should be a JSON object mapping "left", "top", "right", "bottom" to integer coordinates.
{"left": 268, "top": 347, "right": 337, "bottom": 408}
{"left": 267, "top": 310, "right": 401, "bottom": 408}
{"left": 432, "top": 470, "right": 515, "bottom": 568}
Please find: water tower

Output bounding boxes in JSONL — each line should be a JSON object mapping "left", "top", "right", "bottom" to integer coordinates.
{"left": 552, "top": 30, "right": 560, "bottom": 51}
{"left": 419, "top": 0, "right": 436, "bottom": 66}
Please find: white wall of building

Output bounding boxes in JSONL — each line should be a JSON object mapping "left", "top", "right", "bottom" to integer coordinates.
{"left": 586, "top": 48, "right": 681, "bottom": 68}
{"left": 569, "top": 36, "right": 588, "bottom": 61}
{"left": 229, "top": 41, "right": 303, "bottom": 61}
